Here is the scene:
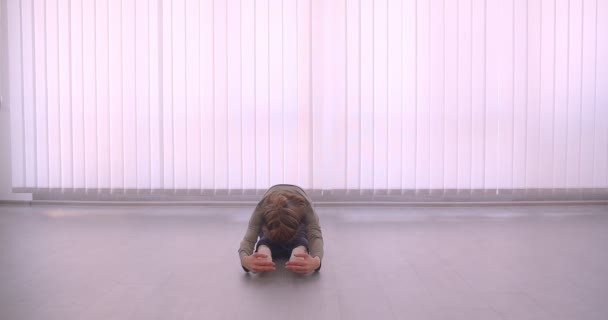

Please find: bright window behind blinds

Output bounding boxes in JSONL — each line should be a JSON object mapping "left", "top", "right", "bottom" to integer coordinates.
{"left": 6, "top": 0, "right": 608, "bottom": 192}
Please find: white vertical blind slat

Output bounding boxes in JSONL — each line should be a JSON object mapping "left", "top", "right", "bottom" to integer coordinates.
{"left": 172, "top": 0, "right": 187, "bottom": 189}
{"left": 470, "top": 0, "right": 485, "bottom": 189}
{"left": 321, "top": 0, "right": 346, "bottom": 190}
{"left": 89, "top": 0, "right": 104, "bottom": 189}
{"left": 538, "top": 0, "right": 556, "bottom": 188}
{"left": 161, "top": 0, "right": 173, "bottom": 189}
{"left": 325, "top": 0, "right": 339, "bottom": 192}
{"left": 373, "top": 0, "right": 388, "bottom": 191}
{"left": 310, "top": 0, "right": 328, "bottom": 190}
{"left": 497, "top": 0, "right": 515, "bottom": 190}
{"left": 82, "top": 0, "right": 97, "bottom": 189}
{"left": 359, "top": 0, "right": 374, "bottom": 191}
{"left": 47, "top": 0, "right": 61, "bottom": 188}
{"left": 580, "top": 0, "right": 598, "bottom": 187}
{"left": 213, "top": 0, "right": 228, "bottom": 189}
{"left": 346, "top": 0, "right": 360, "bottom": 191}
{"left": 526, "top": 0, "right": 541, "bottom": 188}
{"left": 566, "top": 0, "right": 583, "bottom": 188}
{"left": 456, "top": 0, "right": 473, "bottom": 190}
{"left": 185, "top": 0, "right": 200, "bottom": 190}
{"left": 122, "top": 0, "right": 137, "bottom": 189}
{"left": 241, "top": 0, "right": 256, "bottom": 190}
{"left": 552, "top": 0, "right": 569, "bottom": 188}
{"left": 255, "top": 0, "right": 270, "bottom": 189}
{"left": 512, "top": 0, "right": 528, "bottom": 189}
{"left": 402, "top": 0, "right": 417, "bottom": 190}
{"left": 297, "top": 0, "right": 312, "bottom": 189}
{"left": 149, "top": 0, "right": 162, "bottom": 189}
{"left": 95, "top": 0, "right": 110, "bottom": 189}
{"left": 58, "top": 0, "right": 72, "bottom": 189}
{"left": 199, "top": 0, "right": 214, "bottom": 190}
{"left": 595, "top": 0, "right": 608, "bottom": 187}
{"left": 136, "top": 0, "right": 151, "bottom": 190}
{"left": 282, "top": 0, "right": 298, "bottom": 185}
{"left": 268, "top": 0, "right": 284, "bottom": 187}
{"left": 70, "top": 0, "right": 84, "bottom": 189}
{"left": 429, "top": 0, "right": 445, "bottom": 190}
{"left": 416, "top": 0, "right": 431, "bottom": 189}
{"left": 227, "top": 0, "right": 242, "bottom": 190}
{"left": 8, "top": 0, "right": 24, "bottom": 188}
{"left": 337, "top": 0, "right": 347, "bottom": 191}
{"left": 33, "top": 0, "right": 48, "bottom": 188}
{"left": 310, "top": 0, "right": 324, "bottom": 190}
{"left": 485, "top": 0, "right": 499, "bottom": 190}
{"left": 108, "top": 0, "right": 122, "bottom": 190}
{"left": 443, "top": 0, "right": 458, "bottom": 190}
{"left": 387, "top": 0, "right": 403, "bottom": 190}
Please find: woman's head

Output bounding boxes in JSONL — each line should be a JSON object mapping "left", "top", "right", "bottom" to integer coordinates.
{"left": 260, "top": 190, "right": 308, "bottom": 244}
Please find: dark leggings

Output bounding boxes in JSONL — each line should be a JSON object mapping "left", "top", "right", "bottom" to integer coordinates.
{"left": 255, "top": 225, "right": 309, "bottom": 259}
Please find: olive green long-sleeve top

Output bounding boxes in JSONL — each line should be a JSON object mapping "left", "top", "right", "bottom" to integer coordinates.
{"left": 238, "top": 184, "right": 324, "bottom": 263}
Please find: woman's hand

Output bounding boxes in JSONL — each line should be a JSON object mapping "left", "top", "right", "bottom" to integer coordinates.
{"left": 285, "top": 253, "right": 321, "bottom": 274}
{"left": 242, "top": 253, "right": 276, "bottom": 273}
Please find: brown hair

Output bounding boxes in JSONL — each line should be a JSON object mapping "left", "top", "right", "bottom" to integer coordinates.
{"left": 260, "top": 190, "right": 308, "bottom": 243}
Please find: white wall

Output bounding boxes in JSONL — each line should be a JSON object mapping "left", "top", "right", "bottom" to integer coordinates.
{"left": 0, "top": 0, "right": 31, "bottom": 201}
{"left": 0, "top": 108, "right": 31, "bottom": 200}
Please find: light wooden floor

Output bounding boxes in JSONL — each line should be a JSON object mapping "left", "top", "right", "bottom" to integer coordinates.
{"left": 1, "top": 203, "right": 607, "bottom": 320}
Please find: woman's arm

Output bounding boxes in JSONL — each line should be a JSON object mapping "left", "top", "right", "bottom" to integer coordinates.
{"left": 304, "top": 207, "right": 324, "bottom": 271}
{"left": 238, "top": 206, "right": 263, "bottom": 271}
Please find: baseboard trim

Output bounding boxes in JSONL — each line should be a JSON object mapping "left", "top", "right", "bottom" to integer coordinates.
{"left": 9, "top": 188, "right": 608, "bottom": 204}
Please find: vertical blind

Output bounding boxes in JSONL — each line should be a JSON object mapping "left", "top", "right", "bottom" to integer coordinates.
{"left": 6, "top": 0, "right": 608, "bottom": 193}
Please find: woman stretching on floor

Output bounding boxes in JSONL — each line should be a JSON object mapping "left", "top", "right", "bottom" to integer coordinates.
{"left": 238, "top": 184, "right": 324, "bottom": 274}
